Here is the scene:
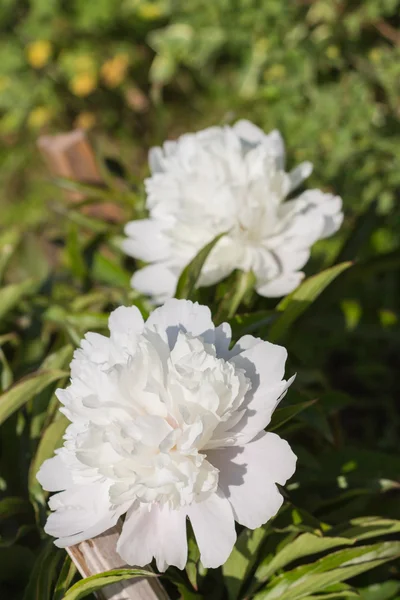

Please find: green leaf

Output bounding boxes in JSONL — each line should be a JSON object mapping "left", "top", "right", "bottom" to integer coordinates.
{"left": 334, "top": 517, "right": 400, "bottom": 543}
{"left": 92, "top": 252, "right": 131, "bottom": 287}
{"left": 0, "top": 544, "right": 35, "bottom": 584}
{"left": 269, "top": 399, "right": 317, "bottom": 432}
{"left": 223, "top": 525, "right": 269, "bottom": 600}
{"left": 268, "top": 262, "right": 352, "bottom": 342}
{"left": 0, "top": 228, "right": 20, "bottom": 283}
{"left": 255, "top": 541, "right": 400, "bottom": 600}
{"left": 175, "top": 232, "right": 226, "bottom": 300}
{"left": 253, "top": 531, "right": 355, "bottom": 588}
{"left": 53, "top": 555, "right": 77, "bottom": 600}
{"left": 359, "top": 580, "right": 400, "bottom": 600}
{"left": 229, "top": 310, "right": 276, "bottom": 338}
{"left": 62, "top": 569, "right": 157, "bottom": 600}
{"left": 66, "top": 223, "right": 87, "bottom": 280}
{"left": 29, "top": 413, "right": 69, "bottom": 505}
{"left": 0, "top": 279, "right": 38, "bottom": 321}
{"left": 333, "top": 200, "right": 378, "bottom": 264}
{"left": 23, "top": 541, "right": 64, "bottom": 600}
{"left": 215, "top": 270, "right": 256, "bottom": 322}
{"left": 0, "top": 497, "right": 31, "bottom": 521}
{"left": 0, "top": 369, "right": 67, "bottom": 425}
{"left": 53, "top": 177, "right": 112, "bottom": 200}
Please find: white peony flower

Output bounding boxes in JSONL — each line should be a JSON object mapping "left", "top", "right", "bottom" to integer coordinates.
{"left": 37, "top": 299, "right": 296, "bottom": 571}
{"left": 123, "top": 120, "right": 343, "bottom": 303}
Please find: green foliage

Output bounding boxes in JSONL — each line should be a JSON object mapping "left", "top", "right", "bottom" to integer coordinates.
{"left": 0, "top": 0, "right": 399, "bottom": 598}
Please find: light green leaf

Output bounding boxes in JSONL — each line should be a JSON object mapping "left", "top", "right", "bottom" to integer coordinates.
{"left": 29, "top": 413, "right": 69, "bottom": 505}
{"left": 175, "top": 232, "right": 226, "bottom": 300}
{"left": 0, "top": 369, "right": 67, "bottom": 425}
{"left": 334, "top": 517, "right": 400, "bottom": 543}
{"left": 0, "top": 279, "right": 38, "bottom": 321}
{"left": 255, "top": 541, "right": 400, "bottom": 600}
{"left": 92, "top": 253, "right": 131, "bottom": 287}
{"left": 268, "top": 262, "right": 352, "bottom": 342}
{"left": 359, "top": 579, "right": 400, "bottom": 600}
{"left": 223, "top": 525, "right": 269, "bottom": 600}
{"left": 269, "top": 399, "right": 317, "bottom": 432}
{"left": 0, "top": 228, "right": 20, "bottom": 283}
{"left": 253, "top": 531, "right": 355, "bottom": 587}
{"left": 62, "top": 569, "right": 157, "bottom": 600}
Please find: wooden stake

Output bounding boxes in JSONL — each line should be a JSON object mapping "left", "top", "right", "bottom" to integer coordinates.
{"left": 37, "top": 129, "right": 124, "bottom": 221}
{"left": 68, "top": 523, "right": 169, "bottom": 600}
{"left": 38, "top": 130, "right": 170, "bottom": 600}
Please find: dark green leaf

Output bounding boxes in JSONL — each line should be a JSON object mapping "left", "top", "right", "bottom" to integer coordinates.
{"left": 53, "top": 555, "right": 77, "bottom": 600}
{"left": 22, "top": 541, "right": 64, "bottom": 600}
{"left": 268, "top": 262, "right": 352, "bottom": 342}
{"left": 175, "top": 232, "right": 226, "bottom": 300}
{"left": 269, "top": 399, "right": 317, "bottom": 432}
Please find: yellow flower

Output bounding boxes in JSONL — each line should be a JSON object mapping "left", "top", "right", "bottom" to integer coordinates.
{"left": 27, "top": 106, "right": 52, "bottom": 129}
{"left": 70, "top": 73, "right": 97, "bottom": 97}
{"left": 326, "top": 45, "right": 339, "bottom": 60}
{"left": 27, "top": 40, "right": 52, "bottom": 69}
{"left": 137, "top": 2, "right": 164, "bottom": 20}
{"left": 264, "top": 64, "right": 286, "bottom": 81}
{"left": 73, "top": 54, "right": 96, "bottom": 73}
{"left": 74, "top": 111, "right": 96, "bottom": 130}
{"left": 101, "top": 54, "right": 130, "bottom": 88}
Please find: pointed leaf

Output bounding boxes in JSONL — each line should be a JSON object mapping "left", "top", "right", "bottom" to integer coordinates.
{"left": 268, "top": 262, "right": 352, "bottom": 342}
{"left": 0, "top": 279, "right": 38, "bottom": 321}
{"left": 269, "top": 399, "right": 318, "bottom": 432}
{"left": 223, "top": 525, "right": 269, "bottom": 600}
{"left": 53, "top": 555, "right": 77, "bottom": 600}
{"left": 255, "top": 541, "right": 400, "bottom": 600}
{"left": 62, "top": 569, "right": 157, "bottom": 600}
{"left": 0, "top": 369, "right": 67, "bottom": 425}
{"left": 175, "top": 232, "right": 226, "bottom": 299}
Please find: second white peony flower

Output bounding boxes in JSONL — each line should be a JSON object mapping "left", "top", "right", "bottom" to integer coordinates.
{"left": 123, "top": 120, "right": 343, "bottom": 303}
{"left": 38, "top": 299, "right": 296, "bottom": 570}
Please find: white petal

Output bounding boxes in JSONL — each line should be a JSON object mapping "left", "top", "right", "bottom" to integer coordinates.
{"left": 214, "top": 322, "right": 232, "bottom": 359}
{"left": 148, "top": 147, "right": 165, "bottom": 173}
{"left": 123, "top": 219, "right": 170, "bottom": 262}
{"left": 228, "top": 334, "right": 261, "bottom": 358}
{"left": 217, "top": 377, "right": 295, "bottom": 446}
{"left": 231, "top": 338, "right": 288, "bottom": 387}
{"left": 145, "top": 299, "right": 215, "bottom": 348}
{"left": 288, "top": 162, "right": 313, "bottom": 192}
{"left": 108, "top": 305, "right": 144, "bottom": 338}
{"left": 233, "top": 119, "right": 266, "bottom": 144}
{"left": 256, "top": 272, "right": 304, "bottom": 297}
{"left": 131, "top": 265, "right": 177, "bottom": 303}
{"left": 36, "top": 455, "right": 73, "bottom": 492}
{"left": 117, "top": 503, "right": 188, "bottom": 571}
{"left": 45, "top": 482, "right": 125, "bottom": 547}
{"left": 207, "top": 432, "right": 297, "bottom": 529}
{"left": 321, "top": 211, "right": 344, "bottom": 238}
{"left": 187, "top": 492, "right": 236, "bottom": 568}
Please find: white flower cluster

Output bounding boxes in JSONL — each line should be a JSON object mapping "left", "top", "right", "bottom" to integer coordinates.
{"left": 38, "top": 299, "right": 296, "bottom": 570}
{"left": 123, "top": 120, "right": 343, "bottom": 303}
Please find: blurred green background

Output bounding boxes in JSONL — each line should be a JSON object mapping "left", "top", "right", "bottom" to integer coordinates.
{"left": 1, "top": 1, "right": 400, "bottom": 598}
